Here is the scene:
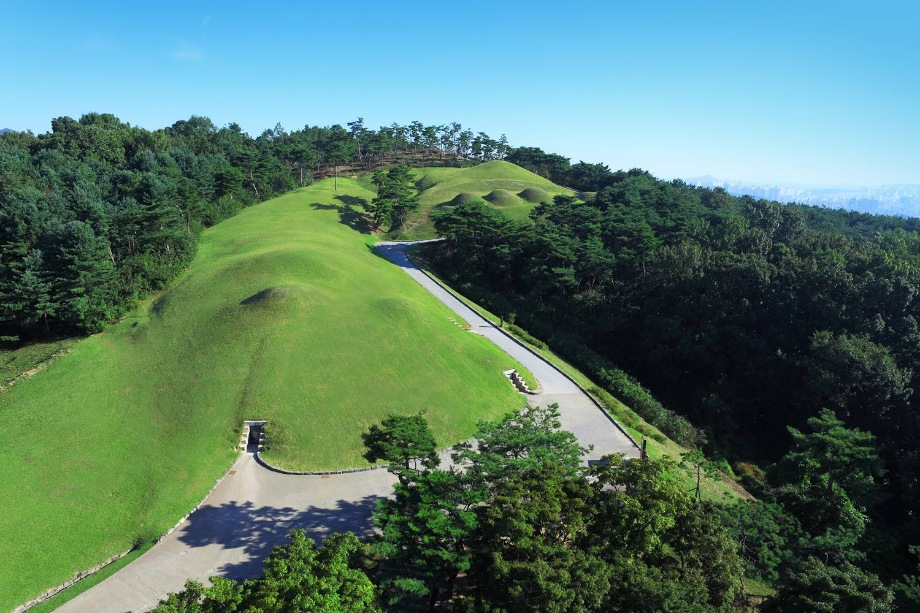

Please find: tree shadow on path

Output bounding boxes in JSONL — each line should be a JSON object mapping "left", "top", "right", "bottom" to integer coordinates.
{"left": 175, "top": 495, "right": 379, "bottom": 580}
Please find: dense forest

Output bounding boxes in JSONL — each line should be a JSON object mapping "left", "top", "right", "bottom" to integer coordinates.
{"left": 0, "top": 114, "right": 508, "bottom": 341}
{"left": 428, "top": 147, "right": 920, "bottom": 608}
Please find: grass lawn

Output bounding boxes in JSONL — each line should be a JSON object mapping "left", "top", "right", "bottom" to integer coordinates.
{"left": 390, "top": 161, "right": 575, "bottom": 239}
{"left": 0, "top": 177, "right": 530, "bottom": 610}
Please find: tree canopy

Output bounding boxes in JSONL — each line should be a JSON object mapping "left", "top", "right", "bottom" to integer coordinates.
{"left": 152, "top": 530, "right": 378, "bottom": 612}
{"left": 0, "top": 115, "right": 506, "bottom": 342}
{"left": 425, "top": 149, "right": 920, "bottom": 601}
{"left": 368, "top": 407, "right": 744, "bottom": 611}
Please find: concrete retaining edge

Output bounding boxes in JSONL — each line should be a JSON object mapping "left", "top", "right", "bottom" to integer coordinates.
{"left": 254, "top": 452, "right": 388, "bottom": 476}
{"left": 13, "top": 550, "right": 132, "bottom": 613}
{"left": 1, "top": 347, "right": 70, "bottom": 394}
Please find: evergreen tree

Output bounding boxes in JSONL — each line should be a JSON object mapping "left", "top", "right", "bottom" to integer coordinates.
{"left": 772, "top": 408, "right": 883, "bottom": 559}
{"left": 765, "top": 557, "right": 893, "bottom": 613}
{"left": 362, "top": 412, "right": 439, "bottom": 480}
{"left": 44, "top": 221, "right": 116, "bottom": 333}
{"left": 368, "top": 165, "right": 418, "bottom": 231}
{"left": 4, "top": 249, "right": 54, "bottom": 335}
{"left": 152, "top": 530, "right": 378, "bottom": 612}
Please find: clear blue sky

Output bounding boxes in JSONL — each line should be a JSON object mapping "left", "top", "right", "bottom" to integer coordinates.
{"left": 2, "top": 1, "right": 918, "bottom": 185}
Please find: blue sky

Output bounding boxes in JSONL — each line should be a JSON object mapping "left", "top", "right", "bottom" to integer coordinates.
{"left": 2, "top": 1, "right": 918, "bottom": 185}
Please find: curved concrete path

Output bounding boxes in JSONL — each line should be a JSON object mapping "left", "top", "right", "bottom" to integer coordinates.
{"left": 56, "top": 242, "right": 637, "bottom": 612}
{"left": 374, "top": 241, "right": 638, "bottom": 463}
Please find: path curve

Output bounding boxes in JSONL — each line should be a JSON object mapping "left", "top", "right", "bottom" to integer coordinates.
{"left": 56, "top": 242, "right": 637, "bottom": 613}
{"left": 374, "top": 241, "right": 638, "bottom": 462}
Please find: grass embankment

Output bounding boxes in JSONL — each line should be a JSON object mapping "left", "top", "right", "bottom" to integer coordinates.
{"left": 0, "top": 339, "right": 73, "bottom": 390}
{"left": 409, "top": 253, "right": 751, "bottom": 505}
{"left": 25, "top": 545, "right": 150, "bottom": 613}
{"left": 0, "top": 178, "right": 531, "bottom": 610}
{"left": 390, "top": 160, "right": 574, "bottom": 238}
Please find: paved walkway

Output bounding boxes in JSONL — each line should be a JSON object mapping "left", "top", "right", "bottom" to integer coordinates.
{"left": 58, "top": 456, "right": 395, "bottom": 613}
{"left": 57, "top": 242, "right": 637, "bottom": 612}
{"left": 375, "top": 242, "right": 638, "bottom": 463}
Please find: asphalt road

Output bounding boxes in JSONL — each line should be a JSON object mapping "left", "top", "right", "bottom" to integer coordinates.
{"left": 56, "top": 241, "right": 637, "bottom": 612}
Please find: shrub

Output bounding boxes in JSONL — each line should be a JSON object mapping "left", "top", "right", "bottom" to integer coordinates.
{"left": 595, "top": 367, "right": 698, "bottom": 446}
{"left": 507, "top": 323, "right": 547, "bottom": 349}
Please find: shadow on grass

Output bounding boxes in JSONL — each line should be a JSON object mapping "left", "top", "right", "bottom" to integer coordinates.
{"left": 308, "top": 198, "right": 372, "bottom": 234}
{"left": 176, "top": 495, "right": 380, "bottom": 580}
{"left": 334, "top": 194, "right": 369, "bottom": 209}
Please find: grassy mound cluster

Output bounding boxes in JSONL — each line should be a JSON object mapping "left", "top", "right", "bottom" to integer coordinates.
{"left": 518, "top": 187, "right": 550, "bottom": 203}
{"left": 391, "top": 161, "right": 574, "bottom": 238}
{"left": 448, "top": 192, "right": 486, "bottom": 206}
{"left": 0, "top": 178, "right": 532, "bottom": 610}
{"left": 482, "top": 189, "right": 522, "bottom": 207}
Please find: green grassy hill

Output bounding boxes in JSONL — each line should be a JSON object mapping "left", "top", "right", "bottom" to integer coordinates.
{"left": 0, "top": 178, "right": 531, "bottom": 610}
{"left": 393, "top": 160, "right": 574, "bottom": 238}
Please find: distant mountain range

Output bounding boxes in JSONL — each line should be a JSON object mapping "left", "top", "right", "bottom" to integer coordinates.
{"left": 687, "top": 175, "right": 920, "bottom": 219}
{"left": 0, "top": 128, "right": 14, "bottom": 135}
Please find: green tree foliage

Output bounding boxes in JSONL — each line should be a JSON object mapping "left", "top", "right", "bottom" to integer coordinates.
{"left": 472, "top": 462, "right": 609, "bottom": 613}
{"left": 425, "top": 149, "right": 920, "bottom": 584}
{"left": 1, "top": 249, "right": 54, "bottom": 334}
{"left": 0, "top": 115, "right": 505, "bottom": 342}
{"left": 453, "top": 403, "right": 586, "bottom": 486}
{"left": 590, "top": 456, "right": 743, "bottom": 611}
{"left": 364, "top": 408, "right": 743, "bottom": 611}
{"left": 717, "top": 501, "right": 802, "bottom": 583}
{"left": 368, "top": 164, "right": 419, "bottom": 231}
{"left": 807, "top": 331, "right": 913, "bottom": 436}
{"left": 772, "top": 408, "right": 883, "bottom": 561}
{"left": 896, "top": 545, "right": 920, "bottom": 608}
{"left": 362, "top": 412, "right": 439, "bottom": 479}
{"left": 152, "top": 530, "right": 378, "bottom": 612}
{"left": 373, "top": 468, "right": 477, "bottom": 609}
{"left": 0, "top": 115, "right": 275, "bottom": 339}
{"left": 765, "top": 557, "right": 894, "bottom": 613}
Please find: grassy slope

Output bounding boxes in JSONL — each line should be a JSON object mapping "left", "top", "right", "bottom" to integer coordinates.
{"left": 0, "top": 178, "right": 530, "bottom": 610}
{"left": 392, "top": 160, "right": 574, "bottom": 238}
{"left": 0, "top": 339, "right": 73, "bottom": 388}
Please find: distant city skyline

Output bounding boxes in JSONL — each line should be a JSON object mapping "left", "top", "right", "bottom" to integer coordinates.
{"left": 2, "top": 1, "right": 918, "bottom": 187}
{"left": 687, "top": 175, "right": 920, "bottom": 218}
{"left": 686, "top": 174, "right": 920, "bottom": 191}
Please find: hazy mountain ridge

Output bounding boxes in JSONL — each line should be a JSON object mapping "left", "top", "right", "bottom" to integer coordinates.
{"left": 688, "top": 175, "right": 920, "bottom": 218}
